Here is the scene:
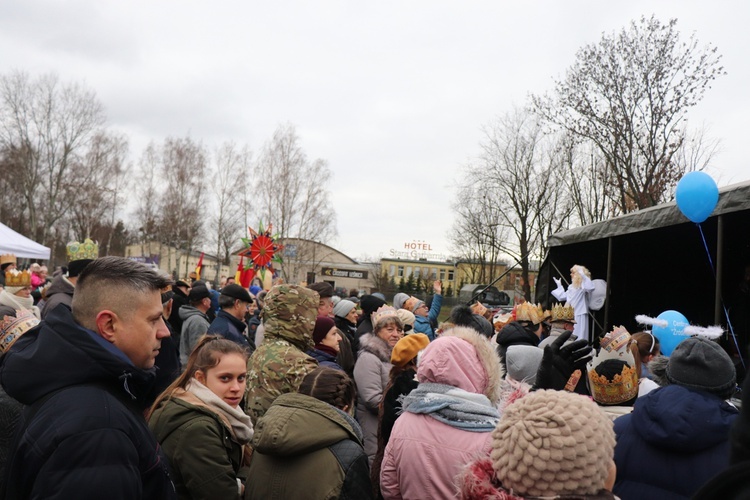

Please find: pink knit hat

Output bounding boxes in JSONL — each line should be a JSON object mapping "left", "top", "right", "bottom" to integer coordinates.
{"left": 490, "top": 389, "right": 615, "bottom": 497}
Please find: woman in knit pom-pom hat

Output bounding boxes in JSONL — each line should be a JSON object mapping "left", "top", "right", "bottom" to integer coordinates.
{"left": 457, "top": 389, "right": 617, "bottom": 499}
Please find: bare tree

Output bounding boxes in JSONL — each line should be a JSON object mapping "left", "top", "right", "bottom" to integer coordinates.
{"left": 157, "top": 137, "right": 208, "bottom": 277}
{"left": 133, "top": 142, "right": 161, "bottom": 245}
{"left": 69, "top": 132, "right": 130, "bottom": 247}
{"left": 532, "top": 16, "right": 725, "bottom": 213}
{"left": 449, "top": 183, "right": 507, "bottom": 284}
{"left": 254, "top": 124, "right": 337, "bottom": 283}
{"left": 211, "top": 141, "right": 251, "bottom": 268}
{"left": 0, "top": 71, "right": 107, "bottom": 247}
{"left": 471, "top": 109, "right": 571, "bottom": 300}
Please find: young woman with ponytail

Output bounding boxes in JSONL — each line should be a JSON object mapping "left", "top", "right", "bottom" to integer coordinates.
{"left": 148, "top": 336, "right": 253, "bottom": 499}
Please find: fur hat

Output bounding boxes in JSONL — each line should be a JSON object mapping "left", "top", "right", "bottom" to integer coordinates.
{"left": 491, "top": 389, "right": 616, "bottom": 497}
{"left": 333, "top": 299, "right": 356, "bottom": 319}
{"left": 450, "top": 305, "right": 494, "bottom": 338}
{"left": 666, "top": 337, "right": 736, "bottom": 399}
{"left": 312, "top": 316, "right": 336, "bottom": 345}
{"left": 391, "top": 333, "right": 429, "bottom": 367}
{"left": 393, "top": 292, "right": 410, "bottom": 310}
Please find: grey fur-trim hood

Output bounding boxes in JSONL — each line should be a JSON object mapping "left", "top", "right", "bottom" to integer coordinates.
{"left": 358, "top": 333, "right": 393, "bottom": 363}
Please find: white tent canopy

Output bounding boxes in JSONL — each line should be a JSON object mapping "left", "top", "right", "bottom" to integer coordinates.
{"left": 0, "top": 222, "right": 51, "bottom": 260}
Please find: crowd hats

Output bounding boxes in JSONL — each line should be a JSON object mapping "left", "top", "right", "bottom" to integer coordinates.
{"left": 491, "top": 389, "right": 616, "bottom": 497}
{"left": 221, "top": 284, "right": 253, "bottom": 303}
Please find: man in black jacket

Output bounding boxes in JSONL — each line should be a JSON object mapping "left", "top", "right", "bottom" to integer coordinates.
{"left": 0, "top": 256, "right": 176, "bottom": 499}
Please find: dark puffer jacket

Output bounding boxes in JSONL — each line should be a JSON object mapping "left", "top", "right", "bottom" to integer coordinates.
{"left": 208, "top": 310, "right": 251, "bottom": 350}
{"left": 0, "top": 304, "right": 175, "bottom": 499}
{"left": 245, "top": 392, "right": 372, "bottom": 499}
{"left": 613, "top": 384, "right": 737, "bottom": 500}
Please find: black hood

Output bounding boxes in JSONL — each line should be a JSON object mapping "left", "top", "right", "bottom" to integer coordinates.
{"left": 0, "top": 304, "right": 155, "bottom": 406}
{"left": 496, "top": 321, "right": 540, "bottom": 348}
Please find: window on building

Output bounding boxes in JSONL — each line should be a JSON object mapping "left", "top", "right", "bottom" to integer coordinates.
{"left": 431, "top": 268, "right": 438, "bottom": 279}
{"left": 406, "top": 266, "right": 412, "bottom": 277}
{"left": 414, "top": 267, "right": 421, "bottom": 279}
{"left": 397, "top": 266, "right": 404, "bottom": 278}
{"left": 440, "top": 269, "right": 446, "bottom": 281}
{"left": 389, "top": 265, "right": 395, "bottom": 277}
{"left": 448, "top": 270, "right": 454, "bottom": 281}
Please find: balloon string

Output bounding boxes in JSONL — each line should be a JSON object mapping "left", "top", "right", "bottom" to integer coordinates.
{"left": 697, "top": 223, "right": 745, "bottom": 369}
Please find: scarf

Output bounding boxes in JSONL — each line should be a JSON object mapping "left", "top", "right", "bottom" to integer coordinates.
{"left": 315, "top": 343, "right": 339, "bottom": 357}
{"left": 186, "top": 379, "right": 254, "bottom": 443}
{"left": 401, "top": 382, "right": 500, "bottom": 432}
{"left": 0, "top": 290, "right": 40, "bottom": 319}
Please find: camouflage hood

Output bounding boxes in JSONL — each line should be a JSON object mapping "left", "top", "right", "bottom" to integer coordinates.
{"left": 262, "top": 284, "right": 318, "bottom": 351}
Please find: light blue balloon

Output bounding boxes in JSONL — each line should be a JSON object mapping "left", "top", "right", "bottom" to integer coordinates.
{"left": 675, "top": 171, "right": 719, "bottom": 223}
{"left": 652, "top": 310, "right": 689, "bottom": 357}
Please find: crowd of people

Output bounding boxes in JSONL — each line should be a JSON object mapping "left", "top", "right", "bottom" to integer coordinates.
{"left": 0, "top": 255, "right": 748, "bottom": 499}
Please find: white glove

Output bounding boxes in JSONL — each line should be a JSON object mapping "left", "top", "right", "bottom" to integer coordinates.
{"left": 553, "top": 277, "right": 562, "bottom": 288}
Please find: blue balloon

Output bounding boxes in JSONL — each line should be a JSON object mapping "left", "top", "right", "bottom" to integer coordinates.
{"left": 675, "top": 171, "right": 719, "bottom": 223}
{"left": 652, "top": 310, "right": 689, "bottom": 357}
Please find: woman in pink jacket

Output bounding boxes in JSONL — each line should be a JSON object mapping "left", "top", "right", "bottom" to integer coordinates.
{"left": 380, "top": 326, "right": 503, "bottom": 499}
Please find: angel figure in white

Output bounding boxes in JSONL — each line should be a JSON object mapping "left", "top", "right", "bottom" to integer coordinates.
{"left": 551, "top": 265, "right": 596, "bottom": 343}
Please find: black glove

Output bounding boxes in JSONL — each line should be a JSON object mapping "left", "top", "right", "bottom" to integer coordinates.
{"left": 533, "top": 330, "right": 593, "bottom": 391}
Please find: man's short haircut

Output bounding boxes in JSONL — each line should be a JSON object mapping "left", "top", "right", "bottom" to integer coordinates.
{"left": 72, "top": 256, "right": 173, "bottom": 330}
{"left": 218, "top": 294, "right": 236, "bottom": 309}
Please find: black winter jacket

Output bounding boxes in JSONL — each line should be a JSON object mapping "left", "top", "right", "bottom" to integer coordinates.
{"left": 0, "top": 305, "right": 176, "bottom": 500}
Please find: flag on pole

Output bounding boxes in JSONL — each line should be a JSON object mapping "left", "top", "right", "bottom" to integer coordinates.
{"left": 235, "top": 255, "right": 244, "bottom": 284}
{"left": 195, "top": 252, "right": 204, "bottom": 280}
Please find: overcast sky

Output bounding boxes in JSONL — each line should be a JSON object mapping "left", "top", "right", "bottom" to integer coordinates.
{"left": 2, "top": 1, "right": 748, "bottom": 261}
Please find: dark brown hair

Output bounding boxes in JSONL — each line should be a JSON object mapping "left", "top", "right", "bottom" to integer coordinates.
{"left": 298, "top": 367, "right": 356, "bottom": 411}
{"left": 147, "top": 335, "right": 249, "bottom": 420}
{"left": 632, "top": 332, "right": 660, "bottom": 359}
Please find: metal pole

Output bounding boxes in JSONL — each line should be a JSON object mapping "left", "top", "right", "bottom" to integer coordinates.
{"left": 603, "top": 237, "right": 614, "bottom": 337}
{"left": 715, "top": 215, "right": 724, "bottom": 324}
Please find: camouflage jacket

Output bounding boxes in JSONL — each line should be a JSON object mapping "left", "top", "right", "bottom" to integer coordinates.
{"left": 245, "top": 285, "right": 319, "bottom": 424}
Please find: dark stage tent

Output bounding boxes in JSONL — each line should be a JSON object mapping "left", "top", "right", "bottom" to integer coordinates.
{"left": 536, "top": 180, "right": 750, "bottom": 350}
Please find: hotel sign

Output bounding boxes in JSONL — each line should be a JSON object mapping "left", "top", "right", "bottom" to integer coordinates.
{"left": 321, "top": 267, "right": 369, "bottom": 279}
{"left": 389, "top": 240, "right": 448, "bottom": 261}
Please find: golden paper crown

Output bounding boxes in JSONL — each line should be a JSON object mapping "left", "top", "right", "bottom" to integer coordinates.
{"left": 587, "top": 326, "right": 638, "bottom": 405}
{"left": 66, "top": 238, "right": 99, "bottom": 261}
{"left": 550, "top": 303, "right": 575, "bottom": 323}
{"left": 588, "top": 363, "right": 639, "bottom": 405}
{"left": 514, "top": 302, "right": 548, "bottom": 325}
{"left": 372, "top": 305, "right": 399, "bottom": 327}
{"left": 471, "top": 301, "right": 488, "bottom": 318}
{"left": 5, "top": 269, "right": 30, "bottom": 288}
{"left": 0, "top": 309, "right": 40, "bottom": 353}
{"left": 0, "top": 254, "right": 16, "bottom": 267}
